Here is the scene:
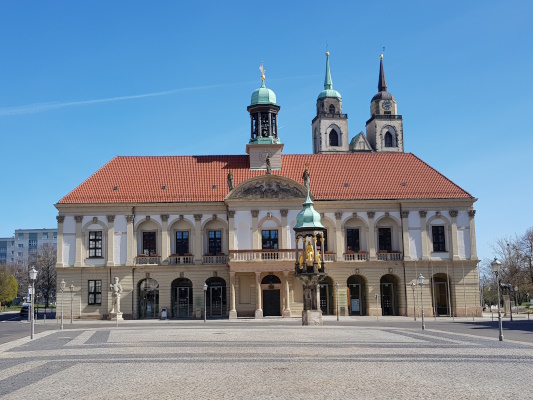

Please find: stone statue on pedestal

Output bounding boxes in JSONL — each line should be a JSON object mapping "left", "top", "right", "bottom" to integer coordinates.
{"left": 110, "top": 277, "right": 123, "bottom": 314}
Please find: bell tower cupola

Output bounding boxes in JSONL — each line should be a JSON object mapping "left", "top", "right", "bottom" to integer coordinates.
{"left": 246, "top": 63, "right": 284, "bottom": 170}
{"left": 365, "top": 54, "right": 404, "bottom": 152}
{"left": 311, "top": 52, "right": 349, "bottom": 154}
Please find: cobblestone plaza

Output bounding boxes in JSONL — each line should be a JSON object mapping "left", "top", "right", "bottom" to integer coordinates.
{"left": 1, "top": 319, "right": 531, "bottom": 399}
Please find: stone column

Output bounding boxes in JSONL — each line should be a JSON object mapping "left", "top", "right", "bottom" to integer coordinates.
{"left": 280, "top": 209, "right": 288, "bottom": 249}
{"left": 229, "top": 271, "right": 237, "bottom": 319}
{"left": 401, "top": 211, "right": 411, "bottom": 260}
{"left": 126, "top": 215, "right": 134, "bottom": 266}
{"left": 449, "top": 210, "right": 459, "bottom": 260}
{"left": 106, "top": 215, "right": 115, "bottom": 266}
{"left": 419, "top": 211, "right": 429, "bottom": 260}
{"left": 255, "top": 271, "right": 263, "bottom": 318}
{"left": 468, "top": 210, "right": 478, "bottom": 260}
{"left": 194, "top": 214, "right": 203, "bottom": 264}
{"left": 160, "top": 215, "right": 169, "bottom": 264}
{"left": 251, "top": 210, "right": 259, "bottom": 250}
{"left": 335, "top": 212, "right": 343, "bottom": 261}
{"left": 283, "top": 270, "right": 291, "bottom": 317}
{"left": 227, "top": 211, "right": 235, "bottom": 251}
{"left": 367, "top": 212, "right": 376, "bottom": 261}
{"left": 74, "top": 216, "right": 83, "bottom": 267}
{"left": 56, "top": 216, "right": 64, "bottom": 267}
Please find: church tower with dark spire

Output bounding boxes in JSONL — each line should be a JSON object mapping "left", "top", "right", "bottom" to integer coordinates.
{"left": 311, "top": 52, "right": 349, "bottom": 154}
{"left": 365, "top": 54, "right": 404, "bottom": 152}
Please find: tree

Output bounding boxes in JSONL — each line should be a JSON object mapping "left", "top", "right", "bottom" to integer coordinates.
{"left": 0, "top": 270, "right": 18, "bottom": 308}
{"left": 3, "top": 262, "right": 29, "bottom": 298}
{"left": 30, "top": 243, "right": 57, "bottom": 308}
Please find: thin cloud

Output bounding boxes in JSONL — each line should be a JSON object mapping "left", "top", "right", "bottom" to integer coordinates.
{"left": 0, "top": 74, "right": 320, "bottom": 117}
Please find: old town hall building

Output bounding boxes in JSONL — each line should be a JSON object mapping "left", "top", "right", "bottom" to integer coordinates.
{"left": 55, "top": 54, "right": 480, "bottom": 320}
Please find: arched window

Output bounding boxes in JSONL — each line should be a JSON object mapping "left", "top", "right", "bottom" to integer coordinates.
{"left": 329, "top": 104, "right": 335, "bottom": 114}
{"left": 329, "top": 130, "right": 339, "bottom": 146}
{"left": 384, "top": 131, "right": 393, "bottom": 147}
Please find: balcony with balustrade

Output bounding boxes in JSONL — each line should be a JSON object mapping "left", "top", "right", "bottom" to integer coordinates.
{"left": 134, "top": 255, "right": 161, "bottom": 266}
{"left": 203, "top": 253, "right": 229, "bottom": 264}
{"left": 168, "top": 254, "right": 194, "bottom": 265}
{"left": 229, "top": 249, "right": 337, "bottom": 263}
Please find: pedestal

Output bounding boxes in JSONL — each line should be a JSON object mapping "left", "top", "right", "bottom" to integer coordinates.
{"left": 109, "top": 312, "right": 123, "bottom": 321}
{"left": 229, "top": 310, "right": 238, "bottom": 319}
{"left": 255, "top": 310, "right": 263, "bottom": 319}
{"left": 302, "top": 310, "right": 322, "bottom": 326}
{"left": 283, "top": 309, "right": 292, "bottom": 318}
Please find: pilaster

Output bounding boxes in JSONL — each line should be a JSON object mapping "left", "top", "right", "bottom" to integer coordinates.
{"left": 74, "top": 216, "right": 83, "bottom": 267}
{"left": 283, "top": 270, "right": 291, "bottom": 317}
{"left": 106, "top": 215, "right": 115, "bottom": 266}
{"left": 334, "top": 212, "right": 343, "bottom": 261}
{"left": 255, "top": 271, "right": 263, "bottom": 318}
{"left": 126, "top": 215, "right": 134, "bottom": 266}
{"left": 161, "top": 215, "right": 169, "bottom": 264}
{"left": 194, "top": 214, "right": 203, "bottom": 263}
{"left": 251, "top": 210, "right": 259, "bottom": 249}
{"left": 401, "top": 211, "right": 411, "bottom": 261}
{"left": 449, "top": 210, "right": 459, "bottom": 260}
{"left": 367, "top": 212, "right": 376, "bottom": 261}
{"left": 419, "top": 211, "right": 429, "bottom": 260}
{"left": 228, "top": 211, "right": 236, "bottom": 251}
{"left": 280, "top": 209, "right": 288, "bottom": 249}
{"left": 56, "top": 215, "right": 64, "bottom": 267}
{"left": 468, "top": 210, "right": 478, "bottom": 260}
{"left": 229, "top": 271, "right": 237, "bottom": 319}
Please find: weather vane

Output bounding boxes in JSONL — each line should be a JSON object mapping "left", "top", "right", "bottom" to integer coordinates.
{"left": 259, "top": 62, "right": 265, "bottom": 81}
{"left": 380, "top": 46, "right": 385, "bottom": 59}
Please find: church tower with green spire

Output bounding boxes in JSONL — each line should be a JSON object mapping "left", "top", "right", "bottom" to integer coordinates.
{"left": 311, "top": 52, "right": 349, "bottom": 154}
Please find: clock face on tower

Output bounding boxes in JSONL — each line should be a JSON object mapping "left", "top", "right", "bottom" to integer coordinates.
{"left": 382, "top": 100, "right": 392, "bottom": 111}
{"left": 258, "top": 150, "right": 270, "bottom": 163}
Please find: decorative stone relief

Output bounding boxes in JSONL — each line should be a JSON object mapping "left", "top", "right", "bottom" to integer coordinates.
{"left": 385, "top": 212, "right": 389, "bottom": 218}
{"left": 92, "top": 217, "right": 98, "bottom": 224}
{"left": 74, "top": 215, "right": 83, "bottom": 223}
{"left": 449, "top": 210, "right": 458, "bottom": 218}
{"left": 194, "top": 214, "right": 202, "bottom": 221}
{"left": 126, "top": 215, "right": 134, "bottom": 223}
{"left": 280, "top": 209, "right": 288, "bottom": 217}
{"left": 213, "top": 271, "right": 218, "bottom": 277}
{"left": 367, "top": 212, "right": 375, "bottom": 218}
{"left": 251, "top": 210, "right": 259, "bottom": 218}
{"left": 352, "top": 212, "right": 357, "bottom": 218}
{"left": 179, "top": 215, "right": 184, "bottom": 220}
{"left": 212, "top": 214, "right": 217, "bottom": 220}
{"left": 146, "top": 216, "right": 151, "bottom": 221}
{"left": 468, "top": 210, "right": 476, "bottom": 218}
{"left": 106, "top": 215, "right": 115, "bottom": 223}
{"left": 56, "top": 215, "right": 65, "bottom": 223}
{"left": 232, "top": 180, "right": 306, "bottom": 199}
{"left": 419, "top": 211, "right": 427, "bottom": 218}
{"left": 160, "top": 214, "right": 169, "bottom": 222}
{"left": 335, "top": 212, "right": 342, "bottom": 220}
{"left": 227, "top": 210, "right": 236, "bottom": 218}
{"left": 401, "top": 211, "right": 409, "bottom": 218}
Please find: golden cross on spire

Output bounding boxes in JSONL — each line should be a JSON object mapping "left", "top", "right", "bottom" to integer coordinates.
{"left": 259, "top": 61, "right": 265, "bottom": 81}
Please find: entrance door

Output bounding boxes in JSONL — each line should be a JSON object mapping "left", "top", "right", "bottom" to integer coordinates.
{"left": 139, "top": 278, "right": 159, "bottom": 319}
{"left": 263, "top": 290, "right": 281, "bottom": 316}
{"left": 178, "top": 287, "right": 190, "bottom": 317}
{"left": 319, "top": 284, "right": 329, "bottom": 315}
{"left": 210, "top": 286, "right": 223, "bottom": 316}
{"left": 349, "top": 284, "right": 362, "bottom": 315}
{"left": 381, "top": 283, "right": 394, "bottom": 316}
{"left": 435, "top": 281, "right": 449, "bottom": 316}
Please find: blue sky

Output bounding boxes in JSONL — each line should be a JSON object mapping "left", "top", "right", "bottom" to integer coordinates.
{"left": 0, "top": 1, "right": 531, "bottom": 263}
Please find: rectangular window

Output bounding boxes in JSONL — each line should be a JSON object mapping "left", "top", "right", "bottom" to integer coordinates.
{"left": 378, "top": 228, "right": 392, "bottom": 252}
{"left": 175, "top": 231, "right": 189, "bottom": 256}
{"left": 18, "top": 243, "right": 24, "bottom": 248}
{"left": 18, "top": 233, "right": 24, "bottom": 240}
{"left": 432, "top": 226, "right": 446, "bottom": 252}
{"left": 18, "top": 252, "right": 23, "bottom": 257}
{"left": 208, "top": 230, "right": 222, "bottom": 255}
{"left": 53, "top": 232, "right": 57, "bottom": 239}
{"left": 43, "top": 232, "right": 48, "bottom": 239}
{"left": 88, "top": 280, "right": 102, "bottom": 305}
{"left": 261, "top": 230, "right": 278, "bottom": 250}
{"left": 29, "top": 240, "right": 37, "bottom": 248}
{"left": 346, "top": 229, "right": 360, "bottom": 252}
{"left": 142, "top": 232, "right": 157, "bottom": 255}
{"left": 89, "top": 231, "right": 103, "bottom": 258}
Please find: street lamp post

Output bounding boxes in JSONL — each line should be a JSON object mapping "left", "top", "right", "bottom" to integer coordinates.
{"left": 418, "top": 274, "right": 425, "bottom": 331}
{"left": 411, "top": 282, "right": 417, "bottom": 321}
{"left": 514, "top": 286, "right": 519, "bottom": 314}
{"left": 29, "top": 267, "right": 38, "bottom": 339}
{"left": 70, "top": 284, "right": 74, "bottom": 324}
{"left": 491, "top": 258, "right": 503, "bottom": 341}
{"left": 375, "top": 294, "right": 379, "bottom": 321}
{"left": 335, "top": 282, "right": 339, "bottom": 321}
{"left": 203, "top": 283, "right": 208, "bottom": 323}
{"left": 60, "top": 279, "right": 66, "bottom": 330}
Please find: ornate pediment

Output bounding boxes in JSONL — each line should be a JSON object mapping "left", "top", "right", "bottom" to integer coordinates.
{"left": 228, "top": 176, "right": 307, "bottom": 200}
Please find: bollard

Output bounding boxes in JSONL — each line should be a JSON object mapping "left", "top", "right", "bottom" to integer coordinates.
{"left": 491, "top": 311, "right": 494, "bottom": 321}
{"left": 44, "top": 313, "right": 46, "bottom": 324}
{"left": 472, "top": 311, "right": 474, "bottom": 321}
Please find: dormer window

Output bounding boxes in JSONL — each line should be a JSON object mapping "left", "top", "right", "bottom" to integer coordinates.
{"left": 329, "top": 104, "right": 335, "bottom": 114}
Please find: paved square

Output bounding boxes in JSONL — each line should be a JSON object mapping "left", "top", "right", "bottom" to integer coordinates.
{"left": 1, "top": 323, "right": 532, "bottom": 399}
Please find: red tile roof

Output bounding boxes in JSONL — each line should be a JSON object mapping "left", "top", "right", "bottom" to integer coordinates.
{"left": 57, "top": 153, "right": 473, "bottom": 204}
